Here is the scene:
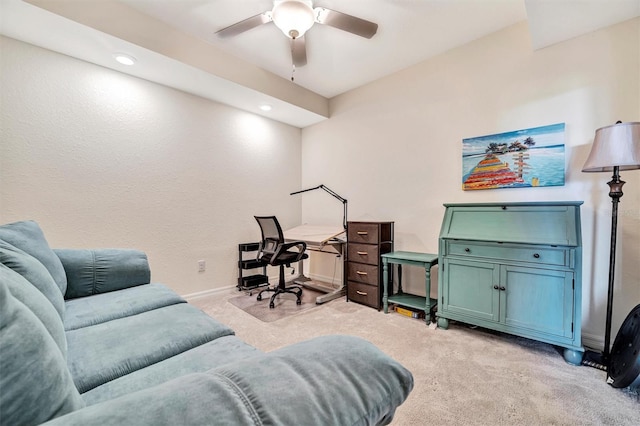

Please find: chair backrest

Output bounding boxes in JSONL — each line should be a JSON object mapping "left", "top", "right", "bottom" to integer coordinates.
{"left": 254, "top": 216, "right": 285, "bottom": 258}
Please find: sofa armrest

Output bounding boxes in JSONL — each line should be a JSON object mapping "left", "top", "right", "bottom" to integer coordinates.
{"left": 54, "top": 249, "right": 151, "bottom": 300}
{"left": 42, "top": 335, "right": 413, "bottom": 426}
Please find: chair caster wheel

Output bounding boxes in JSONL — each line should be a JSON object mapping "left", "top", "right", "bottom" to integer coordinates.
{"left": 269, "top": 302, "right": 275, "bottom": 309}
{"left": 296, "top": 299, "right": 302, "bottom": 305}
{"left": 257, "top": 295, "right": 262, "bottom": 301}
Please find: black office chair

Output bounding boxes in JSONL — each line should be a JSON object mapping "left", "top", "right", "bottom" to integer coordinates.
{"left": 254, "top": 216, "right": 308, "bottom": 309}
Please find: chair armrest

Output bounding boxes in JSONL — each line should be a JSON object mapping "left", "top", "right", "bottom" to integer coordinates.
{"left": 271, "top": 240, "right": 307, "bottom": 264}
{"left": 42, "top": 335, "right": 413, "bottom": 426}
{"left": 54, "top": 249, "right": 151, "bottom": 300}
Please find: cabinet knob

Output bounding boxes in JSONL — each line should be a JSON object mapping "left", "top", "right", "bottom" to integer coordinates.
{"left": 493, "top": 285, "right": 499, "bottom": 290}
{"left": 500, "top": 286, "right": 506, "bottom": 291}
{"left": 533, "top": 253, "right": 540, "bottom": 259}
{"left": 464, "top": 248, "right": 471, "bottom": 253}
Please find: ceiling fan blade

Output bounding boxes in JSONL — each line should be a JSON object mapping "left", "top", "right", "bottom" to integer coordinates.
{"left": 314, "top": 7, "right": 378, "bottom": 39}
{"left": 291, "top": 36, "right": 307, "bottom": 67}
{"left": 215, "top": 12, "right": 272, "bottom": 38}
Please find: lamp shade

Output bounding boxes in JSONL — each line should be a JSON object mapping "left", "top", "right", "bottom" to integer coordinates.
{"left": 272, "top": 0, "right": 315, "bottom": 39}
{"left": 582, "top": 122, "right": 640, "bottom": 172}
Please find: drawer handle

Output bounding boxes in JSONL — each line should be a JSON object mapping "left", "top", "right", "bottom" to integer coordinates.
{"left": 493, "top": 285, "right": 499, "bottom": 290}
{"left": 357, "top": 231, "right": 368, "bottom": 235}
{"left": 356, "top": 290, "right": 368, "bottom": 296}
{"left": 464, "top": 248, "right": 470, "bottom": 253}
{"left": 357, "top": 251, "right": 368, "bottom": 255}
{"left": 533, "top": 253, "right": 540, "bottom": 259}
{"left": 500, "top": 286, "right": 506, "bottom": 291}
{"left": 356, "top": 271, "right": 368, "bottom": 275}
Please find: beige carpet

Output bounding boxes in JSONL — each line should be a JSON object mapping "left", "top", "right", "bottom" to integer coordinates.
{"left": 191, "top": 290, "right": 639, "bottom": 425}
{"left": 227, "top": 287, "right": 324, "bottom": 322}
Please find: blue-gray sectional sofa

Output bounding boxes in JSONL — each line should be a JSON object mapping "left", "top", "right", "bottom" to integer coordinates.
{"left": 0, "top": 220, "right": 413, "bottom": 425}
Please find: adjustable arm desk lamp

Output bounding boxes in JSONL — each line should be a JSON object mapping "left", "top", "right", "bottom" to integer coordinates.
{"left": 290, "top": 184, "right": 348, "bottom": 230}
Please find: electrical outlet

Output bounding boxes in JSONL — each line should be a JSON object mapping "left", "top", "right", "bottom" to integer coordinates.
{"left": 197, "top": 260, "right": 206, "bottom": 273}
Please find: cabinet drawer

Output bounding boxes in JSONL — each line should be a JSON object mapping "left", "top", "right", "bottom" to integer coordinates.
{"left": 447, "top": 241, "right": 568, "bottom": 266}
{"left": 346, "top": 262, "right": 379, "bottom": 285}
{"left": 347, "top": 281, "right": 379, "bottom": 307}
{"left": 347, "top": 243, "right": 379, "bottom": 265}
{"left": 348, "top": 223, "right": 380, "bottom": 244}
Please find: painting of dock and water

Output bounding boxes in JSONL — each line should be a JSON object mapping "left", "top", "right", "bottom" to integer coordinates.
{"left": 462, "top": 123, "right": 565, "bottom": 191}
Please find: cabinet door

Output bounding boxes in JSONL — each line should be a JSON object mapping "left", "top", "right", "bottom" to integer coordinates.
{"left": 501, "top": 265, "right": 574, "bottom": 338}
{"left": 442, "top": 258, "right": 500, "bottom": 322}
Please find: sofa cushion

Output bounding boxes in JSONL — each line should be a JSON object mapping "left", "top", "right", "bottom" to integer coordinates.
{"left": 82, "top": 335, "right": 261, "bottom": 405}
{"left": 64, "top": 283, "right": 185, "bottom": 331}
{"left": 0, "top": 220, "right": 67, "bottom": 295}
{"left": 0, "top": 239, "right": 65, "bottom": 318}
{"left": 0, "top": 282, "right": 84, "bottom": 426}
{"left": 55, "top": 249, "right": 151, "bottom": 299}
{"left": 42, "top": 335, "right": 413, "bottom": 426}
{"left": 211, "top": 335, "right": 414, "bottom": 425}
{"left": 67, "top": 303, "right": 236, "bottom": 393}
{"left": 1, "top": 264, "right": 68, "bottom": 359}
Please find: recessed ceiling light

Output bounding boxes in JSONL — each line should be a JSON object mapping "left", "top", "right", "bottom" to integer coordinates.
{"left": 113, "top": 53, "right": 136, "bottom": 66}
{"left": 259, "top": 104, "right": 273, "bottom": 112}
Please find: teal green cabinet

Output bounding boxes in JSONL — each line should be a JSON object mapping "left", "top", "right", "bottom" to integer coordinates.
{"left": 437, "top": 202, "right": 583, "bottom": 365}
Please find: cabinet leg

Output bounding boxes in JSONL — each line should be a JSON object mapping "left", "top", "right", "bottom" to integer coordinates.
{"left": 382, "top": 260, "right": 389, "bottom": 314}
{"left": 437, "top": 317, "right": 449, "bottom": 329}
{"left": 563, "top": 348, "right": 584, "bottom": 366}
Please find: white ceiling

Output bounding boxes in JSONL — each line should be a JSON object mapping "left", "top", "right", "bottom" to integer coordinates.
{"left": 121, "top": 0, "right": 529, "bottom": 98}
{"left": 1, "top": 0, "right": 639, "bottom": 127}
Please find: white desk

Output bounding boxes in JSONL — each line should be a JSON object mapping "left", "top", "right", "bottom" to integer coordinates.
{"left": 284, "top": 225, "right": 346, "bottom": 304}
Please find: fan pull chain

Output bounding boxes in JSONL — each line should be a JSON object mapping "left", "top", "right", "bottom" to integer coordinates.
{"left": 291, "top": 64, "right": 296, "bottom": 82}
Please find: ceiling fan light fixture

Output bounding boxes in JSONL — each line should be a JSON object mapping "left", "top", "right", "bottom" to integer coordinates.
{"left": 272, "top": 0, "right": 315, "bottom": 39}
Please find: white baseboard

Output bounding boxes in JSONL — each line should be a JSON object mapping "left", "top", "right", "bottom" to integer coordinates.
{"left": 183, "top": 285, "right": 235, "bottom": 301}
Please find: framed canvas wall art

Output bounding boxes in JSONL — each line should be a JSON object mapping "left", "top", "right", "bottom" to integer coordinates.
{"left": 462, "top": 123, "right": 565, "bottom": 190}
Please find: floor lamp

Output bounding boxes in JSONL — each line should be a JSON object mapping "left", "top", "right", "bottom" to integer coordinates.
{"left": 581, "top": 121, "right": 640, "bottom": 371}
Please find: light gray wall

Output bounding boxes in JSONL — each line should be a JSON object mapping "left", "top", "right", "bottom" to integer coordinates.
{"left": 0, "top": 36, "right": 302, "bottom": 296}
{"left": 301, "top": 19, "right": 640, "bottom": 350}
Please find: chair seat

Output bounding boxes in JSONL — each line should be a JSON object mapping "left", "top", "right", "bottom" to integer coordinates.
{"left": 263, "top": 250, "right": 308, "bottom": 266}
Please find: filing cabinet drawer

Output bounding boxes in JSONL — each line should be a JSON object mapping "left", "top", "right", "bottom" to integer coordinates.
{"left": 347, "top": 281, "right": 379, "bottom": 307}
{"left": 346, "top": 262, "right": 379, "bottom": 285}
{"left": 447, "top": 241, "right": 568, "bottom": 267}
{"left": 347, "top": 243, "right": 380, "bottom": 265}
{"left": 348, "top": 223, "right": 380, "bottom": 244}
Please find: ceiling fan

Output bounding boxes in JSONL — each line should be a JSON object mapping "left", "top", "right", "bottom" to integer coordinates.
{"left": 215, "top": 0, "right": 378, "bottom": 69}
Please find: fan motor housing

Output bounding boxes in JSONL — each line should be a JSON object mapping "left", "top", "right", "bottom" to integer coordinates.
{"left": 608, "top": 304, "right": 640, "bottom": 389}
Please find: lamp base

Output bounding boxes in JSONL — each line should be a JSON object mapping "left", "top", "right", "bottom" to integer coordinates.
{"left": 582, "top": 350, "right": 607, "bottom": 371}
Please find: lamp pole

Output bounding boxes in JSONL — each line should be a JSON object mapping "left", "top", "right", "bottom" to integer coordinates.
{"left": 603, "top": 165, "right": 624, "bottom": 363}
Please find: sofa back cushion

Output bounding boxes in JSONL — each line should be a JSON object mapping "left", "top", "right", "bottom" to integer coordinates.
{"left": 0, "top": 281, "right": 84, "bottom": 425}
{"left": 0, "top": 240, "right": 65, "bottom": 318}
{"left": 55, "top": 249, "right": 151, "bottom": 299}
{"left": 0, "top": 264, "right": 68, "bottom": 358}
{"left": 0, "top": 220, "right": 67, "bottom": 295}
